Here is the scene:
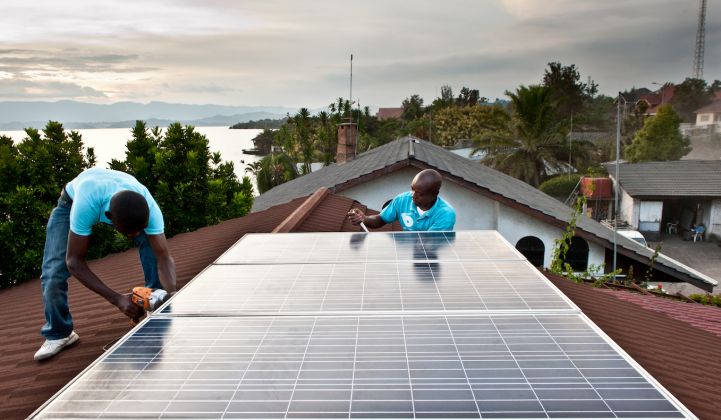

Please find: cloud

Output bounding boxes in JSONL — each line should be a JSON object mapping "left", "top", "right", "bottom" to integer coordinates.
{"left": 0, "top": 78, "right": 107, "bottom": 99}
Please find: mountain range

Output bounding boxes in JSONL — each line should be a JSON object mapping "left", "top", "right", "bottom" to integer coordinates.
{"left": 0, "top": 101, "right": 298, "bottom": 130}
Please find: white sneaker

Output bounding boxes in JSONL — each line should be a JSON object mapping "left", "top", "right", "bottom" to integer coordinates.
{"left": 34, "top": 331, "right": 80, "bottom": 361}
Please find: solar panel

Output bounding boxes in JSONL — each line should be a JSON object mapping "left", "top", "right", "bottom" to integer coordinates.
{"left": 31, "top": 232, "right": 696, "bottom": 419}
{"left": 34, "top": 315, "right": 690, "bottom": 419}
{"left": 160, "top": 260, "right": 574, "bottom": 315}
{"left": 216, "top": 231, "right": 526, "bottom": 264}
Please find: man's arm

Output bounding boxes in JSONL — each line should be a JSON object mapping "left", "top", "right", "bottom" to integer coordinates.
{"left": 147, "top": 234, "right": 176, "bottom": 293}
{"left": 347, "top": 208, "right": 387, "bottom": 229}
{"left": 66, "top": 232, "right": 144, "bottom": 318}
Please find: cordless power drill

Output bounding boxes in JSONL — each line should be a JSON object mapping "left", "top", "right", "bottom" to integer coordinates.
{"left": 129, "top": 286, "right": 169, "bottom": 324}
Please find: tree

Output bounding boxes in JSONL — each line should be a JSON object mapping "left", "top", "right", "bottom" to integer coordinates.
{"left": 0, "top": 122, "right": 94, "bottom": 288}
{"left": 473, "top": 85, "right": 576, "bottom": 187}
{"left": 431, "top": 105, "right": 508, "bottom": 147}
{"left": 289, "top": 108, "right": 314, "bottom": 174}
{"left": 401, "top": 94, "right": 424, "bottom": 121}
{"left": 625, "top": 104, "right": 690, "bottom": 162}
{"left": 543, "top": 62, "right": 597, "bottom": 121}
{"left": 255, "top": 153, "right": 299, "bottom": 194}
{"left": 670, "top": 78, "right": 713, "bottom": 122}
{"left": 116, "top": 122, "right": 253, "bottom": 236}
{"left": 250, "top": 129, "right": 276, "bottom": 155}
{"left": 455, "top": 87, "right": 481, "bottom": 107}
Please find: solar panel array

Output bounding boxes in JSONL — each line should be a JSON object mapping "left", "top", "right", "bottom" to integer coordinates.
{"left": 32, "top": 231, "right": 695, "bottom": 419}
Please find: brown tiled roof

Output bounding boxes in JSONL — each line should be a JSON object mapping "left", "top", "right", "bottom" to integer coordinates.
{"left": 375, "top": 107, "right": 403, "bottom": 120}
{"left": 2, "top": 190, "right": 716, "bottom": 418}
{"left": 547, "top": 273, "right": 721, "bottom": 418}
{"left": 0, "top": 191, "right": 382, "bottom": 420}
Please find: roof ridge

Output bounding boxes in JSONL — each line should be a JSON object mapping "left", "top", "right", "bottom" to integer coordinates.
{"left": 272, "top": 188, "right": 329, "bottom": 233}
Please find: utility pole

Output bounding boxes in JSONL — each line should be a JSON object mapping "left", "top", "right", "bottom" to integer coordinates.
{"left": 693, "top": 0, "right": 707, "bottom": 79}
{"left": 613, "top": 93, "right": 626, "bottom": 278}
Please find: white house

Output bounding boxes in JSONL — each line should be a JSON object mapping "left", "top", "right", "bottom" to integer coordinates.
{"left": 253, "top": 136, "right": 717, "bottom": 292}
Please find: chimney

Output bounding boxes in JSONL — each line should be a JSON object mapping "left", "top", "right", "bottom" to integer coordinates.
{"left": 336, "top": 119, "right": 357, "bottom": 164}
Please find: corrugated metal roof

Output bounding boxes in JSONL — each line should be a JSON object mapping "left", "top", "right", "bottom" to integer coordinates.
{"left": 604, "top": 160, "right": 721, "bottom": 197}
{"left": 548, "top": 273, "right": 721, "bottom": 419}
{"left": 252, "top": 137, "right": 717, "bottom": 290}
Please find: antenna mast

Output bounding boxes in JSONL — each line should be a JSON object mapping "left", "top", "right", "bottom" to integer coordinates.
{"left": 692, "top": 0, "right": 707, "bottom": 79}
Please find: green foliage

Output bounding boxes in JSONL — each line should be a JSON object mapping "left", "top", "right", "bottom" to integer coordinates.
{"left": 230, "top": 118, "right": 284, "bottom": 129}
{"left": 688, "top": 294, "right": 721, "bottom": 307}
{"left": 255, "top": 153, "right": 299, "bottom": 194}
{"left": 0, "top": 122, "right": 94, "bottom": 288}
{"left": 550, "top": 196, "right": 585, "bottom": 275}
{"left": 401, "top": 94, "right": 425, "bottom": 121}
{"left": 431, "top": 105, "right": 507, "bottom": 147}
{"left": 670, "top": 78, "right": 714, "bottom": 122}
{"left": 644, "top": 244, "right": 662, "bottom": 285}
{"left": 550, "top": 195, "right": 621, "bottom": 284}
{"left": 625, "top": 105, "right": 690, "bottom": 162}
{"left": 539, "top": 174, "right": 582, "bottom": 200}
{"left": 474, "top": 85, "right": 580, "bottom": 187}
{"left": 115, "top": 122, "right": 253, "bottom": 236}
{"left": 543, "top": 62, "right": 597, "bottom": 121}
{"left": 249, "top": 129, "right": 276, "bottom": 155}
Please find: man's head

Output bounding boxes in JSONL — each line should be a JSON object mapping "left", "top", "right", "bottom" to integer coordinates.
{"left": 106, "top": 190, "right": 149, "bottom": 238}
{"left": 411, "top": 169, "right": 443, "bottom": 210}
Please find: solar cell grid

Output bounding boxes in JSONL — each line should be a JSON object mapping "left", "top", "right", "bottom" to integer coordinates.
{"left": 160, "top": 260, "right": 574, "bottom": 315}
{"left": 31, "top": 232, "right": 695, "bottom": 419}
{"left": 36, "top": 315, "right": 687, "bottom": 419}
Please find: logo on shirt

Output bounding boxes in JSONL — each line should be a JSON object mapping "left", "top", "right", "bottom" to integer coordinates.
{"left": 401, "top": 213, "right": 414, "bottom": 227}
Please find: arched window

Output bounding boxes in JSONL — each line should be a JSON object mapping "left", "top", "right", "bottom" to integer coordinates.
{"left": 516, "top": 236, "right": 545, "bottom": 267}
{"left": 564, "top": 236, "right": 589, "bottom": 271}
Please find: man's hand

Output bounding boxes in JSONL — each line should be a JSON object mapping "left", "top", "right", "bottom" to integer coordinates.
{"left": 113, "top": 294, "right": 145, "bottom": 319}
{"left": 347, "top": 208, "right": 365, "bottom": 225}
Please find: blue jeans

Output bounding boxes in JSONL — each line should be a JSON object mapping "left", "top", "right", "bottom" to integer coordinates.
{"left": 40, "top": 195, "right": 160, "bottom": 340}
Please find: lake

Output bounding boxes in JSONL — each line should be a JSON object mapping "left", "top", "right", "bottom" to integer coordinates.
{"left": 0, "top": 126, "right": 265, "bottom": 192}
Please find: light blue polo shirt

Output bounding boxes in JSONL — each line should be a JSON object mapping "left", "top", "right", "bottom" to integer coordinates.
{"left": 64, "top": 168, "right": 164, "bottom": 236}
{"left": 380, "top": 191, "right": 456, "bottom": 231}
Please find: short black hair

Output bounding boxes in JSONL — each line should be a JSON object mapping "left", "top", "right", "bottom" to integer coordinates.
{"left": 108, "top": 190, "right": 149, "bottom": 233}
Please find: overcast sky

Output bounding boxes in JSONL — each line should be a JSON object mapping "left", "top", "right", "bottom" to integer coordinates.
{"left": 1, "top": 0, "right": 719, "bottom": 108}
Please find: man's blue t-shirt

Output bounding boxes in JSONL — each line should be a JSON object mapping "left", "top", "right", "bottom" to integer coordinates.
{"left": 64, "top": 168, "right": 164, "bottom": 236}
{"left": 379, "top": 191, "right": 455, "bottom": 231}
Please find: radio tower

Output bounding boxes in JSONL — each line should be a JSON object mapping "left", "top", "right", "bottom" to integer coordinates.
{"left": 692, "top": 0, "right": 707, "bottom": 79}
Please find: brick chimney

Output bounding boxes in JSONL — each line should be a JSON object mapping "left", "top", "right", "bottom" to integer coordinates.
{"left": 336, "top": 119, "right": 357, "bottom": 164}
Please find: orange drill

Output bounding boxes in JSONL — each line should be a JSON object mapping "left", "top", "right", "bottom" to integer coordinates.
{"left": 130, "top": 287, "right": 169, "bottom": 324}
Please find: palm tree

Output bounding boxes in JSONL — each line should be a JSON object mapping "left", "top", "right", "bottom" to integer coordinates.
{"left": 244, "top": 161, "right": 262, "bottom": 176}
{"left": 473, "top": 85, "right": 571, "bottom": 187}
{"left": 293, "top": 108, "right": 313, "bottom": 174}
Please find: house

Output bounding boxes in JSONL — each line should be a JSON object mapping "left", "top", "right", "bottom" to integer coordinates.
{"left": 3, "top": 189, "right": 721, "bottom": 419}
{"left": 694, "top": 98, "right": 721, "bottom": 127}
{"left": 637, "top": 84, "right": 675, "bottom": 116}
{"left": 604, "top": 160, "right": 721, "bottom": 242}
{"left": 375, "top": 107, "right": 403, "bottom": 120}
{"left": 255, "top": 135, "right": 717, "bottom": 292}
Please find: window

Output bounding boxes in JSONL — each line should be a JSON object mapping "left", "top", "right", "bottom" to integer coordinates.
{"left": 515, "top": 236, "right": 545, "bottom": 267}
{"left": 699, "top": 114, "right": 710, "bottom": 122}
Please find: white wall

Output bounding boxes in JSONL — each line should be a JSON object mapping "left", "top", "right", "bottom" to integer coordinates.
{"left": 695, "top": 112, "right": 716, "bottom": 126}
{"left": 340, "top": 169, "right": 606, "bottom": 271}
{"left": 708, "top": 199, "right": 721, "bottom": 238}
{"left": 619, "top": 188, "right": 638, "bottom": 227}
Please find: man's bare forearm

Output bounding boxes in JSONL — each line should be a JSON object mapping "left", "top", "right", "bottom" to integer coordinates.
{"left": 66, "top": 257, "right": 121, "bottom": 305}
{"left": 157, "top": 256, "right": 176, "bottom": 293}
{"left": 362, "top": 214, "right": 386, "bottom": 229}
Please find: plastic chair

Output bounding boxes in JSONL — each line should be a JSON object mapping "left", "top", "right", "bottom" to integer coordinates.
{"left": 666, "top": 222, "right": 678, "bottom": 235}
{"left": 692, "top": 225, "right": 705, "bottom": 242}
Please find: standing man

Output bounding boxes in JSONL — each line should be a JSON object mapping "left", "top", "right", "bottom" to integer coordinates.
{"left": 35, "top": 168, "right": 176, "bottom": 361}
{"left": 347, "top": 169, "right": 455, "bottom": 231}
